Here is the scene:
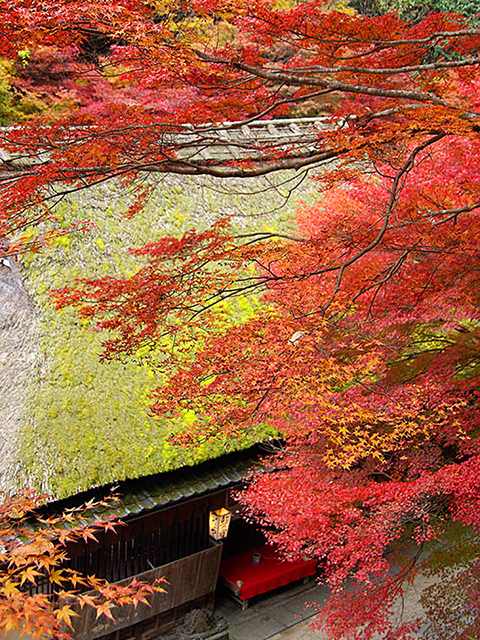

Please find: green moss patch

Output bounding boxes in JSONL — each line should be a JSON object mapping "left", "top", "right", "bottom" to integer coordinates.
{"left": 17, "top": 173, "right": 318, "bottom": 498}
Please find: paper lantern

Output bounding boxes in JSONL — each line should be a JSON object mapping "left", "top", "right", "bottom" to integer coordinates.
{"left": 209, "top": 508, "right": 232, "bottom": 540}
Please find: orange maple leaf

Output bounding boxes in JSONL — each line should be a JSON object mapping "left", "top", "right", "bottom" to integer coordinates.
{"left": 55, "top": 605, "right": 79, "bottom": 629}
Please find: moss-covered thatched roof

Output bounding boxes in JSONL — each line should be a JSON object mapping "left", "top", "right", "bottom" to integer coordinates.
{"left": 43, "top": 444, "right": 265, "bottom": 521}
{"left": 3, "top": 172, "right": 318, "bottom": 500}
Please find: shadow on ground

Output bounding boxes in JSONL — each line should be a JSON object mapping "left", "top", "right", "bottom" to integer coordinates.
{"left": 216, "top": 579, "right": 329, "bottom": 640}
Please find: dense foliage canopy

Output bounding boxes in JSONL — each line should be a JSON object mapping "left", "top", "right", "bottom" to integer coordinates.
{"left": 1, "top": 0, "right": 479, "bottom": 637}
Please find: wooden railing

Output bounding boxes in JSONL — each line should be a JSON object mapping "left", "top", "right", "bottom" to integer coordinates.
{"left": 72, "top": 541, "right": 223, "bottom": 640}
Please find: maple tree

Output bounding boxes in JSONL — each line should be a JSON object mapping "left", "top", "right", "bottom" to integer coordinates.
{"left": 352, "top": 0, "right": 479, "bottom": 21}
{"left": 0, "top": 489, "right": 165, "bottom": 638}
{"left": 56, "top": 134, "right": 480, "bottom": 637}
{"left": 0, "top": 0, "right": 480, "bottom": 637}
{"left": 0, "top": 44, "right": 200, "bottom": 126}
{"left": 1, "top": 0, "right": 479, "bottom": 251}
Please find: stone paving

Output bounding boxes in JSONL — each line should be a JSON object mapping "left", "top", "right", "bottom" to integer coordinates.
{"left": 216, "top": 579, "right": 330, "bottom": 640}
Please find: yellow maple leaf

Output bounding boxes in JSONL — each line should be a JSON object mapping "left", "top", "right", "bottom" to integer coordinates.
{"left": 55, "top": 605, "right": 78, "bottom": 629}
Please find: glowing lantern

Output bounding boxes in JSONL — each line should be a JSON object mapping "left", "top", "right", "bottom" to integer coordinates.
{"left": 209, "top": 508, "right": 232, "bottom": 540}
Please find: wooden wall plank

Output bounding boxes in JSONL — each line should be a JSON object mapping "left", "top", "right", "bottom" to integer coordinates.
{"left": 73, "top": 542, "right": 223, "bottom": 640}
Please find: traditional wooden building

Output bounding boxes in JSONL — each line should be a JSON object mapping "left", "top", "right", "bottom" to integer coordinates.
{"left": 35, "top": 447, "right": 264, "bottom": 640}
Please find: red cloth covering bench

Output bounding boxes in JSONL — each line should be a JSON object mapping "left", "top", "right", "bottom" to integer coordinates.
{"left": 219, "top": 544, "right": 317, "bottom": 607}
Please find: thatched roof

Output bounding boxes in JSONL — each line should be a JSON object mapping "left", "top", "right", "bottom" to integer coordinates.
{"left": 0, "top": 256, "right": 42, "bottom": 494}
{"left": 0, "top": 121, "right": 322, "bottom": 501}
{"left": 0, "top": 117, "right": 329, "bottom": 179}
{"left": 43, "top": 444, "right": 265, "bottom": 520}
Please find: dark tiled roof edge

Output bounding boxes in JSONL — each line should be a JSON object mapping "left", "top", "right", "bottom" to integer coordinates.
{"left": 42, "top": 443, "right": 274, "bottom": 521}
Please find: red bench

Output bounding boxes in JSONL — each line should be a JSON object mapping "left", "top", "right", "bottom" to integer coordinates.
{"left": 219, "top": 544, "right": 317, "bottom": 609}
